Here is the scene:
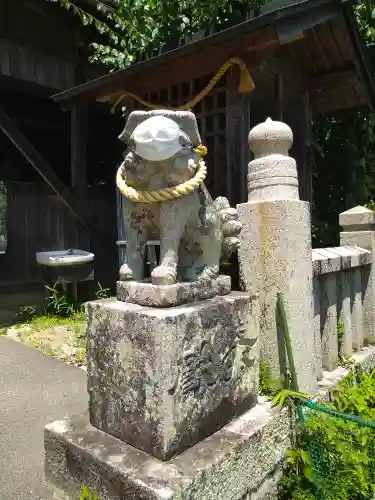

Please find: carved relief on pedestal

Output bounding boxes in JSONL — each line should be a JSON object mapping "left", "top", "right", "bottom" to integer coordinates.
{"left": 169, "top": 317, "right": 258, "bottom": 400}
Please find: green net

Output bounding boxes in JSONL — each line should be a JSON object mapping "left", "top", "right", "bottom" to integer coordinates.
{"left": 298, "top": 400, "right": 375, "bottom": 500}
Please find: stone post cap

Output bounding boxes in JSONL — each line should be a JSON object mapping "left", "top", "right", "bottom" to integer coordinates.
{"left": 247, "top": 118, "right": 299, "bottom": 202}
{"left": 340, "top": 206, "right": 375, "bottom": 230}
{"left": 249, "top": 117, "right": 293, "bottom": 157}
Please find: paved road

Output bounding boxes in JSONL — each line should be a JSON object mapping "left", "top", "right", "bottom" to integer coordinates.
{"left": 0, "top": 336, "right": 87, "bottom": 500}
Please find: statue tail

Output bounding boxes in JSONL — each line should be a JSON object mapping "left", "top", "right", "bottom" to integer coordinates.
{"left": 213, "top": 197, "right": 242, "bottom": 256}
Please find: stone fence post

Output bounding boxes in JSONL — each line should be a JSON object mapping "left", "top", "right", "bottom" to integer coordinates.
{"left": 237, "top": 118, "right": 317, "bottom": 394}
{"left": 340, "top": 206, "right": 375, "bottom": 343}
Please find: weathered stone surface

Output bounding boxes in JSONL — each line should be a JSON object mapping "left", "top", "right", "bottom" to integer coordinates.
{"left": 45, "top": 397, "right": 290, "bottom": 500}
{"left": 312, "top": 246, "right": 372, "bottom": 277}
{"left": 319, "top": 273, "right": 338, "bottom": 371}
{"left": 313, "top": 276, "right": 323, "bottom": 381}
{"left": 116, "top": 275, "right": 231, "bottom": 307}
{"left": 339, "top": 205, "right": 375, "bottom": 230}
{"left": 312, "top": 244, "right": 371, "bottom": 366}
{"left": 237, "top": 200, "right": 316, "bottom": 394}
{"left": 340, "top": 210, "right": 375, "bottom": 343}
{"left": 86, "top": 293, "right": 260, "bottom": 460}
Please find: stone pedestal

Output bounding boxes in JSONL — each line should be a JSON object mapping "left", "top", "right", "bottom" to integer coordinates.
{"left": 45, "top": 397, "right": 287, "bottom": 500}
{"left": 45, "top": 292, "right": 261, "bottom": 499}
{"left": 87, "top": 293, "right": 259, "bottom": 460}
{"left": 237, "top": 118, "right": 316, "bottom": 394}
{"left": 116, "top": 275, "right": 231, "bottom": 307}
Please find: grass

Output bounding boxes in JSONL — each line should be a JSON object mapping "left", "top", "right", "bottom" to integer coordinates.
{"left": 3, "top": 281, "right": 110, "bottom": 366}
{"left": 5, "top": 310, "right": 87, "bottom": 366}
{"left": 26, "top": 311, "right": 85, "bottom": 332}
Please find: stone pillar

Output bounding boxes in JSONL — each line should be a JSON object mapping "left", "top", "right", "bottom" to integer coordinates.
{"left": 340, "top": 206, "right": 375, "bottom": 343}
{"left": 237, "top": 118, "right": 316, "bottom": 394}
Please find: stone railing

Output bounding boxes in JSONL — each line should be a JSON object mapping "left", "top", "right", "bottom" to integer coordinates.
{"left": 312, "top": 245, "right": 372, "bottom": 375}
{"left": 238, "top": 118, "right": 375, "bottom": 394}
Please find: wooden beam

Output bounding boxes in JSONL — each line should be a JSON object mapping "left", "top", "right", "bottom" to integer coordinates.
{"left": 276, "top": 74, "right": 284, "bottom": 121}
{"left": 310, "top": 67, "right": 358, "bottom": 91}
{"left": 280, "top": 32, "right": 306, "bottom": 45}
{"left": 262, "top": 55, "right": 308, "bottom": 90}
{"left": 226, "top": 71, "right": 250, "bottom": 206}
{"left": 70, "top": 104, "right": 88, "bottom": 196}
{"left": 4, "top": 114, "right": 68, "bottom": 134}
{"left": 0, "top": 108, "right": 89, "bottom": 230}
{"left": 302, "top": 92, "right": 312, "bottom": 206}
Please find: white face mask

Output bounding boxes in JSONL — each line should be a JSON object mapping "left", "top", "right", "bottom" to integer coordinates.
{"left": 130, "top": 116, "right": 192, "bottom": 161}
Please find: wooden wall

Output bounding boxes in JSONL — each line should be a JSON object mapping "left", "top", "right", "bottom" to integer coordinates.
{"left": 0, "top": 39, "right": 75, "bottom": 91}
{"left": 0, "top": 182, "right": 117, "bottom": 289}
{"left": 0, "top": 0, "right": 102, "bottom": 92}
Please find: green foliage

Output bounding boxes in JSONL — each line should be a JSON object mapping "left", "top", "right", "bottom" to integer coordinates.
{"left": 337, "top": 320, "right": 343, "bottom": 348}
{"left": 259, "top": 360, "right": 282, "bottom": 398}
{"left": 15, "top": 305, "right": 38, "bottom": 323}
{"left": 29, "top": 311, "right": 85, "bottom": 330}
{"left": 15, "top": 280, "right": 108, "bottom": 326}
{"left": 272, "top": 389, "right": 309, "bottom": 409}
{"left": 94, "top": 281, "right": 110, "bottom": 300}
{"left": 336, "top": 321, "right": 355, "bottom": 366}
{"left": 312, "top": 110, "right": 375, "bottom": 247}
{"left": 356, "top": 0, "right": 375, "bottom": 46}
{"left": 49, "top": 0, "right": 269, "bottom": 70}
{"left": 279, "top": 369, "right": 375, "bottom": 500}
{"left": 45, "top": 284, "right": 81, "bottom": 317}
{"left": 80, "top": 486, "right": 97, "bottom": 500}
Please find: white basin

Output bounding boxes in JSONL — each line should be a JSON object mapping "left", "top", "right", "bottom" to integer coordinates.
{"left": 36, "top": 249, "right": 95, "bottom": 267}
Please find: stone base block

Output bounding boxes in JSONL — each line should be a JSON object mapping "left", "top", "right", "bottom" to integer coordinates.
{"left": 86, "top": 293, "right": 259, "bottom": 460}
{"left": 45, "top": 399, "right": 289, "bottom": 500}
{"left": 116, "top": 275, "right": 231, "bottom": 307}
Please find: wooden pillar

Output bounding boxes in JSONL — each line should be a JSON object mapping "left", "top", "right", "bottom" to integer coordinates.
{"left": 70, "top": 104, "right": 88, "bottom": 197}
{"left": 303, "top": 92, "right": 312, "bottom": 206}
{"left": 276, "top": 75, "right": 284, "bottom": 121}
{"left": 70, "top": 104, "right": 89, "bottom": 250}
{"left": 226, "top": 70, "right": 250, "bottom": 206}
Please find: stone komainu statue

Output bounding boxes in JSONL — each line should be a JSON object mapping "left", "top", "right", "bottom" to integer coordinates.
{"left": 116, "top": 110, "right": 242, "bottom": 286}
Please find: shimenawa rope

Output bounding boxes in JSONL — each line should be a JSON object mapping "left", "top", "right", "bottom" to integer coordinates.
{"left": 116, "top": 156, "right": 207, "bottom": 203}
{"left": 109, "top": 57, "right": 254, "bottom": 113}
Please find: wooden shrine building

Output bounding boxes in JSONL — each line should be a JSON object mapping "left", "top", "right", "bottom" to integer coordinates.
{"left": 53, "top": 0, "right": 375, "bottom": 209}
